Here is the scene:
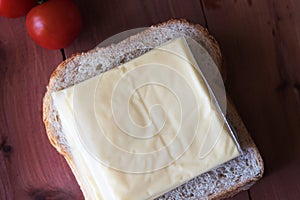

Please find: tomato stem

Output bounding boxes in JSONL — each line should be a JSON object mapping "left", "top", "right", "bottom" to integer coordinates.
{"left": 37, "top": 0, "right": 47, "bottom": 5}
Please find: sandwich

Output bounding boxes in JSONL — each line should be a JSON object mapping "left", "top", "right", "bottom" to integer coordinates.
{"left": 43, "top": 19, "right": 264, "bottom": 199}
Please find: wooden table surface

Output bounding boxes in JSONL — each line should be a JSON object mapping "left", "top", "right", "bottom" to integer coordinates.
{"left": 1, "top": 0, "right": 300, "bottom": 199}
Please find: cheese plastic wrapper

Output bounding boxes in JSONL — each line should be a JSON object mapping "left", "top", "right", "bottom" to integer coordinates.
{"left": 52, "top": 36, "right": 241, "bottom": 200}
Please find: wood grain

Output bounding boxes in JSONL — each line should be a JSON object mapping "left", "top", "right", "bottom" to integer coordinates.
{"left": 65, "top": 0, "right": 206, "bottom": 56}
{"left": 202, "top": 0, "right": 300, "bottom": 199}
{"left": 3, "top": 0, "right": 299, "bottom": 199}
{"left": 230, "top": 191, "right": 249, "bottom": 200}
{"left": 0, "top": 17, "right": 83, "bottom": 199}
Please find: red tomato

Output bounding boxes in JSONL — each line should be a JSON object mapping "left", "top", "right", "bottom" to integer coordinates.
{"left": 0, "top": 0, "right": 36, "bottom": 18}
{"left": 26, "top": 0, "right": 82, "bottom": 49}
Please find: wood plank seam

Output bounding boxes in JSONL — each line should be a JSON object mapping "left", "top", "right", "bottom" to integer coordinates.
{"left": 247, "top": 190, "right": 252, "bottom": 200}
{"left": 60, "top": 49, "right": 67, "bottom": 61}
{"left": 199, "top": 0, "right": 209, "bottom": 28}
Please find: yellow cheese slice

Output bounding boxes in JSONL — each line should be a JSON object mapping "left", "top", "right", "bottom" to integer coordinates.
{"left": 52, "top": 37, "right": 240, "bottom": 200}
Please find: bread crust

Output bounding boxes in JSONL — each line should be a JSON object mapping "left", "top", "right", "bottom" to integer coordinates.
{"left": 42, "top": 19, "right": 263, "bottom": 200}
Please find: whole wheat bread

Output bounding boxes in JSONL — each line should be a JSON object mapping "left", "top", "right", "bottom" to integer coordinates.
{"left": 43, "top": 19, "right": 263, "bottom": 200}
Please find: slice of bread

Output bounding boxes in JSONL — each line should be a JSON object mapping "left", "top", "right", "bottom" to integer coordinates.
{"left": 43, "top": 19, "right": 263, "bottom": 199}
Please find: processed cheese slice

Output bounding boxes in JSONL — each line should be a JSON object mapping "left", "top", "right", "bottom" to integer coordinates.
{"left": 52, "top": 37, "right": 240, "bottom": 200}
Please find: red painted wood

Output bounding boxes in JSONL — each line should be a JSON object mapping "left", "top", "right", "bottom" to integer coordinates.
{"left": 65, "top": 0, "right": 206, "bottom": 57}
{"left": 202, "top": 0, "right": 300, "bottom": 199}
{"left": 8, "top": 0, "right": 300, "bottom": 199}
{"left": 0, "top": 0, "right": 252, "bottom": 199}
{"left": 228, "top": 191, "right": 249, "bottom": 200}
{"left": 0, "top": 17, "right": 83, "bottom": 199}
